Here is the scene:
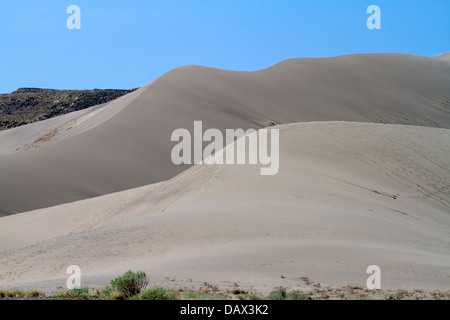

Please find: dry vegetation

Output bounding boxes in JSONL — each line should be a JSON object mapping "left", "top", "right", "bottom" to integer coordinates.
{"left": 1, "top": 272, "right": 449, "bottom": 300}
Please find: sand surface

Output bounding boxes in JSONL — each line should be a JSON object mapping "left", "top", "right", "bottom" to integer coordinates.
{"left": 1, "top": 53, "right": 449, "bottom": 294}
{"left": 1, "top": 53, "right": 450, "bottom": 216}
{"left": 0, "top": 122, "right": 448, "bottom": 293}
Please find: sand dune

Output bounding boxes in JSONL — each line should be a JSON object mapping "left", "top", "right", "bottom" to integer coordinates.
{"left": 435, "top": 52, "right": 450, "bottom": 61}
{"left": 1, "top": 53, "right": 449, "bottom": 294}
{"left": 0, "top": 122, "right": 449, "bottom": 293}
{"left": 1, "top": 53, "right": 450, "bottom": 216}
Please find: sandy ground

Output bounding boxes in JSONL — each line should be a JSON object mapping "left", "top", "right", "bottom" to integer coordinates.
{"left": 0, "top": 122, "right": 448, "bottom": 295}
{"left": 1, "top": 53, "right": 449, "bottom": 216}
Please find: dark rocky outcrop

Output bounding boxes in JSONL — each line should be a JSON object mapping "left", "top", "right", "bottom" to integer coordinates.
{"left": 0, "top": 88, "right": 138, "bottom": 130}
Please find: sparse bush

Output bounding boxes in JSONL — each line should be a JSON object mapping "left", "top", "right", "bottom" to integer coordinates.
{"left": 110, "top": 291, "right": 126, "bottom": 300}
{"left": 110, "top": 270, "right": 148, "bottom": 299}
{"left": 269, "top": 287, "right": 287, "bottom": 300}
{"left": 0, "top": 289, "right": 44, "bottom": 299}
{"left": 89, "top": 288, "right": 100, "bottom": 298}
{"left": 55, "top": 290, "right": 73, "bottom": 298}
{"left": 5, "top": 290, "right": 26, "bottom": 298}
{"left": 287, "top": 290, "right": 308, "bottom": 300}
{"left": 71, "top": 287, "right": 89, "bottom": 298}
{"left": 99, "top": 286, "right": 114, "bottom": 299}
{"left": 131, "top": 287, "right": 179, "bottom": 300}
{"left": 26, "top": 290, "right": 45, "bottom": 298}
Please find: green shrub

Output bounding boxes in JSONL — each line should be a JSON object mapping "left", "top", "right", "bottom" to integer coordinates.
{"left": 287, "top": 290, "right": 308, "bottom": 300}
{"left": 110, "top": 270, "right": 148, "bottom": 299}
{"left": 269, "top": 287, "right": 287, "bottom": 300}
{"left": 99, "top": 286, "right": 127, "bottom": 300}
{"left": 99, "top": 286, "right": 114, "bottom": 299}
{"left": 71, "top": 287, "right": 89, "bottom": 298}
{"left": 130, "top": 287, "right": 179, "bottom": 300}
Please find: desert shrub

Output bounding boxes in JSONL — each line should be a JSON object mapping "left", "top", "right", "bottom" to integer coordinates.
{"left": 26, "top": 290, "right": 45, "bottom": 298}
{"left": 110, "top": 291, "right": 126, "bottom": 300}
{"left": 99, "top": 286, "right": 125, "bottom": 300}
{"left": 71, "top": 287, "right": 89, "bottom": 298}
{"left": 6, "top": 290, "right": 26, "bottom": 298}
{"left": 287, "top": 290, "right": 308, "bottom": 300}
{"left": 130, "top": 287, "right": 179, "bottom": 300}
{"left": 110, "top": 270, "right": 148, "bottom": 299}
{"left": 55, "top": 290, "right": 73, "bottom": 298}
{"left": 269, "top": 287, "right": 287, "bottom": 300}
{"left": 99, "top": 286, "right": 114, "bottom": 299}
{"left": 89, "top": 288, "right": 100, "bottom": 298}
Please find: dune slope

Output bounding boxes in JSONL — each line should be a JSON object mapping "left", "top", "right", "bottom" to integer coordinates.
{"left": 0, "top": 122, "right": 448, "bottom": 292}
{"left": 0, "top": 54, "right": 450, "bottom": 216}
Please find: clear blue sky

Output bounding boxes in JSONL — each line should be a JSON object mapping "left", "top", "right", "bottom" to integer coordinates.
{"left": 1, "top": 0, "right": 449, "bottom": 93}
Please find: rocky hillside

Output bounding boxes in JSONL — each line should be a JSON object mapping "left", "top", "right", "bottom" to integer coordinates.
{"left": 0, "top": 88, "right": 137, "bottom": 130}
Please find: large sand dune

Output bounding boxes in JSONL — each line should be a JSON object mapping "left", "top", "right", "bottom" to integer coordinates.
{"left": 1, "top": 53, "right": 449, "bottom": 294}
{"left": 1, "top": 53, "right": 450, "bottom": 216}
{"left": 0, "top": 122, "right": 449, "bottom": 293}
